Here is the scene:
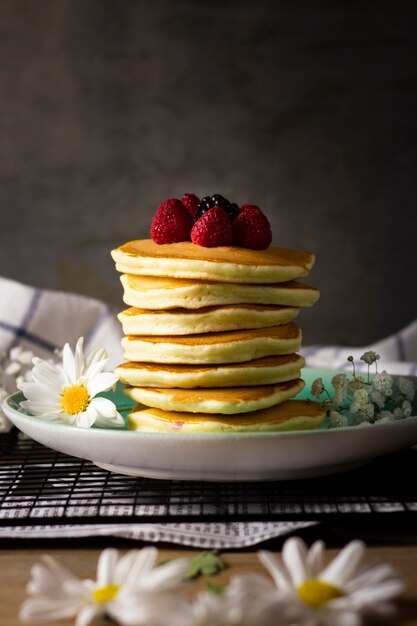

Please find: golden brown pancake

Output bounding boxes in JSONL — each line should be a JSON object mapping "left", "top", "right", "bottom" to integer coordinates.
{"left": 124, "top": 379, "right": 304, "bottom": 414}
{"left": 118, "top": 304, "right": 299, "bottom": 335}
{"left": 115, "top": 354, "right": 305, "bottom": 388}
{"left": 121, "top": 274, "right": 320, "bottom": 310}
{"left": 127, "top": 399, "right": 326, "bottom": 433}
{"left": 122, "top": 323, "right": 302, "bottom": 364}
{"left": 112, "top": 239, "right": 315, "bottom": 284}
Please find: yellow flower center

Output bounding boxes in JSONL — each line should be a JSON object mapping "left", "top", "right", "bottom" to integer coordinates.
{"left": 297, "top": 579, "right": 343, "bottom": 608}
{"left": 61, "top": 385, "right": 90, "bottom": 415}
{"left": 92, "top": 584, "right": 120, "bottom": 604}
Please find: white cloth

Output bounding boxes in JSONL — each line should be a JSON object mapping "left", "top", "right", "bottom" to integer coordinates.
{"left": 301, "top": 318, "right": 417, "bottom": 376}
{"left": 0, "top": 276, "right": 123, "bottom": 369}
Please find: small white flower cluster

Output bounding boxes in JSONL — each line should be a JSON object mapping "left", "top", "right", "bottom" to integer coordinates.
{"left": 0, "top": 344, "right": 38, "bottom": 431}
{"left": 311, "top": 352, "right": 416, "bottom": 428}
{"left": 20, "top": 539, "right": 404, "bottom": 626}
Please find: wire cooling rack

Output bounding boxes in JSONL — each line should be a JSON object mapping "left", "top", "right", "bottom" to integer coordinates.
{"left": 1, "top": 430, "right": 417, "bottom": 527}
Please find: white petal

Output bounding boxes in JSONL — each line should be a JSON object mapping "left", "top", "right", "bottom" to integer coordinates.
{"left": 141, "top": 557, "right": 190, "bottom": 591}
{"left": 20, "top": 405, "right": 63, "bottom": 421}
{"left": 116, "top": 547, "right": 158, "bottom": 586}
{"left": 306, "top": 540, "right": 325, "bottom": 578}
{"left": 88, "top": 372, "right": 118, "bottom": 397}
{"left": 31, "top": 363, "right": 65, "bottom": 390}
{"left": 75, "top": 407, "right": 97, "bottom": 428}
{"left": 97, "top": 548, "right": 119, "bottom": 586}
{"left": 90, "top": 397, "right": 117, "bottom": 418}
{"left": 20, "top": 598, "right": 81, "bottom": 622}
{"left": 282, "top": 537, "right": 309, "bottom": 585}
{"left": 85, "top": 347, "right": 107, "bottom": 369}
{"left": 62, "top": 343, "right": 77, "bottom": 385}
{"left": 321, "top": 608, "right": 362, "bottom": 626}
{"left": 75, "top": 603, "right": 101, "bottom": 626}
{"left": 349, "top": 579, "right": 404, "bottom": 605}
{"left": 258, "top": 550, "right": 293, "bottom": 591}
{"left": 94, "top": 411, "right": 125, "bottom": 428}
{"left": 84, "top": 359, "right": 109, "bottom": 381}
{"left": 73, "top": 338, "right": 86, "bottom": 380}
{"left": 320, "top": 541, "right": 366, "bottom": 587}
{"left": 348, "top": 563, "right": 400, "bottom": 590}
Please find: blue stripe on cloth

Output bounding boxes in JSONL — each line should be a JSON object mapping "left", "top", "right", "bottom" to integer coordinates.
{"left": 84, "top": 306, "right": 112, "bottom": 348}
{"left": 0, "top": 321, "right": 57, "bottom": 353}
{"left": 395, "top": 333, "right": 407, "bottom": 361}
{"left": 5, "top": 289, "right": 42, "bottom": 352}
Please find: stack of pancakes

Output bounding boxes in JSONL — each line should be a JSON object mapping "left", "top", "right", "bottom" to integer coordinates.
{"left": 111, "top": 240, "right": 324, "bottom": 433}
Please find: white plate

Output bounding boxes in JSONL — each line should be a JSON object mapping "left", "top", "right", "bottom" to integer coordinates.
{"left": 3, "top": 369, "right": 417, "bottom": 481}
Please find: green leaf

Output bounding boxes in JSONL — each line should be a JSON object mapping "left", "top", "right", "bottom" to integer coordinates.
{"left": 205, "top": 581, "right": 226, "bottom": 595}
{"left": 183, "top": 550, "right": 227, "bottom": 580}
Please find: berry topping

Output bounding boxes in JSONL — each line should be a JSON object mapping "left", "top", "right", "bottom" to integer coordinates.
{"left": 232, "top": 205, "right": 272, "bottom": 249}
{"left": 150, "top": 198, "right": 193, "bottom": 244}
{"left": 195, "top": 194, "right": 239, "bottom": 222}
{"left": 181, "top": 193, "right": 200, "bottom": 218}
{"left": 191, "top": 207, "right": 233, "bottom": 247}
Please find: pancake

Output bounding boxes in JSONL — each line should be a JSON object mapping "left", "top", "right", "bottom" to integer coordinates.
{"left": 124, "top": 378, "right": 304, "bottom": 414}
{"left": 118, "top": 304, "right": 300, "bottom": 336}
{"left": 122, "top": 323, "right": 302, "bottom": 364}
{"left": 112, "top": 239, "right": 315, "bottom": 284}
{"left": 121, "top": 274, "right": 320, "bottom": 310}
{"left": 115, "top": 354, "right": 305, "bottom": 388}
{"left": 127, "top": 399, "right": 326, "bottom": 433}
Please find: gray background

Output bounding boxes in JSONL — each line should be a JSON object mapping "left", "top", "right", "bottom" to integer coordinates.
{"left": 1, "top": 0, "right": 416, "bottom": 345}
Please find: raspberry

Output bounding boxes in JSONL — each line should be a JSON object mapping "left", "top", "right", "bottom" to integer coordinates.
{"left": 150, "top": 198, "right": 193, "bottom": 244}
{"left": 191, "top": 208, "right": 233, "bottom": 247}
{"left": 233, "top": 205, "right": 272, "bottom": 249}
{"left": 239, "top": 204, "right": 262, "bottom": 213}
{"left": 181, "top": 193, "right": 200, "bottom": 218}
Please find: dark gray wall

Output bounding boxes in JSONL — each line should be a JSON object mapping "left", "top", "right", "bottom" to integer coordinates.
{"left": 1, "top": 0, "right": 416, "bottom": 345}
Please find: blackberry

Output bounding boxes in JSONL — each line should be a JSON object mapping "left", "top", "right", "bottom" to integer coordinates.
{"left": 195, "top": 194, "right": 240, "bottom": 222}
{"left": 227, "top": 202, "right": 240, "bottom": 222}
{"left": 195, "top": 196, "right": 215, "bottom": 221}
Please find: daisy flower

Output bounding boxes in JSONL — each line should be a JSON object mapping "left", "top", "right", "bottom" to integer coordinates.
{"left": 257, "top": 537, "right": 404, "bottom": 626}
{"left": 18, "top": 337, "right": 124, "bottom": 428}
{"left": 20, "top": 547, "right": 190, "bottom": 626}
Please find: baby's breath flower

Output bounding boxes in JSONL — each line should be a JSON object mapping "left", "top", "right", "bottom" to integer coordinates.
{"left": 329, "top": 410, "right": 348, "bottom": 428}
{"left": 311, "top": 378, "right": 324, "bottom": 398}
{"left": 380, "top": 410, "right": 395, "bottom": 422}
{"left": 371, "top": 389, "right": 385, "bottom": 408}
{"left": 363, "top": 403, "right": 375, "bottom": 418}
{"left": 350, "top": 400, "right": 361, "bottom": 414}
{"left": 373, "top": 371, "right": 393, "bottom": 393}
{"left": 360, "top": 351, "right": 380, "bottom": 365}
{"left": 5, "top": 361, "right": 21, "bottom": 376}
{"left": 398, "top": 377, "right": 415, "bottom": 401}
{"left": 353, "top": 388, "right": 369, "bottom": 404}
{"left": 331, "top": 374, "right": 348, "bottom": 407}
{"left": 401, "top": 400, "right": 412, "bottom": 418}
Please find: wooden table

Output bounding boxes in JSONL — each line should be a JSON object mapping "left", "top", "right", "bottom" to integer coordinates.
{"left": 2, "top": 544, "right": 417, "bottom": 625}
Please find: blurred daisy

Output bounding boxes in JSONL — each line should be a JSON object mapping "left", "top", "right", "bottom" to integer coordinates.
{"left": 258, "top": 537, "right": 404, "bottom": 625}
{"left": 154, "top": 583, "right": 281, "bottom": 626}
{"left": 20, "top": 547, "right": 190, "bottom": 626}
{"left": 18, "top": 337, "right": 124, "bottom": 428}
